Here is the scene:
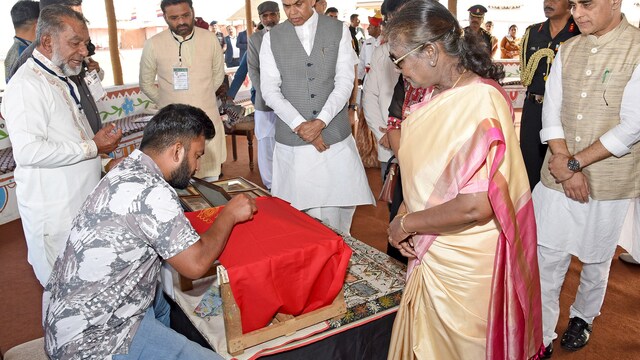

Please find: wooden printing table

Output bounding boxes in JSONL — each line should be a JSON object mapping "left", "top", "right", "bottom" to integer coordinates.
{"left": 170, "top": 234, "right": 405, "bottom": 360}
{"left": 172, "top": 178, "right": 406, "bottom": 359}
{"left": 170, "top": 179, "right": 406, "bottom": 359}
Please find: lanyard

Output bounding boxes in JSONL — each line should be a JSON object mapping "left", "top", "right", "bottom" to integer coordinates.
{"left": 171, "top": 31, "right": 194, "bottom": 64}
{"left": 15, "top": 36, "right": 30, "bottom": 47}
{"left": 32, "top": 56, "right": 83, "bottom": 110}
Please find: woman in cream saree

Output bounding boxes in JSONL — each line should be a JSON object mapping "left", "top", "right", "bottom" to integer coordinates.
{"left": 385, "top": 1, "right": 543, "bottom": 359}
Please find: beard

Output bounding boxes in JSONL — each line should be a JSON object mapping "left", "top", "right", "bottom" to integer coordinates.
{"left": 51, "top": 46, "right": 83, "bottom": 77}
{"left": 264, "top": 20, "right": 277, "bottom": 28}
{"left": 171, "top": 21, "right": 194, "bottom": 37}
{"left": 168, "top": 156, "right": 194, "bottom": 189}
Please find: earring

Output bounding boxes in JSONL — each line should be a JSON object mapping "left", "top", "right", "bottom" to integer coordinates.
{"left": 430, "top": 61, "right": 436, "bottom": 66}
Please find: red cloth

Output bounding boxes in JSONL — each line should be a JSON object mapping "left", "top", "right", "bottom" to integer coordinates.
{"left": 185, "top": 197, "right": 352, "bottom": 334}
{"left": 195, "top": 17, "right": 209, "bottom": 30}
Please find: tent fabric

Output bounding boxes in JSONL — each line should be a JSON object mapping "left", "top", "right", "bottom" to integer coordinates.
{"left": 185, "top": 197, "right": 352, "bottom": 333}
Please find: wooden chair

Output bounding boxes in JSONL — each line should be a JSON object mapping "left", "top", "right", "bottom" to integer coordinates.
{"left": 4, "top": 338, "right": 47, "bottom": 360}
{"left": 225, "top": 118, "right": 255, "bottom": 171}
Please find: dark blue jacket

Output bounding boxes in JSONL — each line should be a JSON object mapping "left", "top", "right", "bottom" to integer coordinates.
{"left": 236, "top": 30, "right": 248, "bottom": 60}
{"left": 224, "top": 36, "right": 238, "bottom": 66}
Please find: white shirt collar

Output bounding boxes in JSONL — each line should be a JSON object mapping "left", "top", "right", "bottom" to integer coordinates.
{"left": 294, "top": 10, "right": 319, "bottom": 55}
{"left": 32, "top": 48, "right": 66, "bottom": 77}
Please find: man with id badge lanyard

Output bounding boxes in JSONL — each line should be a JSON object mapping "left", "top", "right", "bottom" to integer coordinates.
{"left": 7, "top": 0, "right": 107, "bottom": 136}
{"left": 140, "top": 0, "right": 226, "bottom": 298}
{"left": 140, "top": 0, "right": 226, "bottom": 183}
{"left": 2, "top": 5, "right": 122, "bottom": 286}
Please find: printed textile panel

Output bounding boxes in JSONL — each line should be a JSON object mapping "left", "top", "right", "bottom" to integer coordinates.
{"left": 98, "top": 87, "right": 153, "bottom": 123}
{"left": 194, "top": 235, "right": 406, "bottom": 329}
{"left": 0, "top": 148, "right": 15, "bottom": 174}
{"left": 328, "top": 236, "right": 406, "bottom": 328}
{"left": 107, "top": 114, "right": 153, "bottom": 137}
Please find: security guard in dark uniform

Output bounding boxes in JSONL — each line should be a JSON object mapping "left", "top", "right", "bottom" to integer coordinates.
{"left": 519, "top": 1, "right": 580, "bottom": 190}
{"left": 463, "top": 5, "right": 492, "bottom": 55}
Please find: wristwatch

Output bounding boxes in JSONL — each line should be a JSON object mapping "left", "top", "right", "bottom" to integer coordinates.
{"left": 348, "top": 104, "right": 357, "bottom": 111}
{"left": 567, "top": 156, "right": 581, "bottom": 172}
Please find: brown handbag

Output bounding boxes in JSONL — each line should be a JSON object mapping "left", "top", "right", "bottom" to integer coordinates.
{"left": 379, "top": 162, "right": 398, "bottom": 203}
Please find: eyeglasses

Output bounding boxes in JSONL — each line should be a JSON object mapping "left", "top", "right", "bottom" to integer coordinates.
{"left": 389, "top": 43, "right": 426, "bottom": 70}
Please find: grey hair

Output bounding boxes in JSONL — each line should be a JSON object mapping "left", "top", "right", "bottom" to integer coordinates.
{"left": 386, "top": 0, "right": 504, "bottom": 82}
{"left": 35, "top": 4, "right": 86, "bottom": 46}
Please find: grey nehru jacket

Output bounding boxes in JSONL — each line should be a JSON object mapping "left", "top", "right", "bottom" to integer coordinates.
{"left": 248, "top": 29, "right": 271, "bottom": 112}
{"left": 269, "top": 15, "right": 351, "bottom": 147}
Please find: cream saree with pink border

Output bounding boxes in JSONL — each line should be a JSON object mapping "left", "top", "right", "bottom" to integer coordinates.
{"left": 388, "top": 79, "right": 543, "bottom": 360}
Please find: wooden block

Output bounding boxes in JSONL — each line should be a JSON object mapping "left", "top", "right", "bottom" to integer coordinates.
{"left": 221, "top": 282, "right": 347, "bottom": 356}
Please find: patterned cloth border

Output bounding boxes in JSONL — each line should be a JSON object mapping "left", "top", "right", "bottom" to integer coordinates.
{"left": 0, "top": 148, "right": 15, "bottom": 174}
{"left": 194, "top": 234, "right": 406, "bottom": 330}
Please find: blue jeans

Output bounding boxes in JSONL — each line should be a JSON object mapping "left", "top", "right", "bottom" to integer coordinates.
{"left": 113, "top": 289, "right": 221, "bottom": 360}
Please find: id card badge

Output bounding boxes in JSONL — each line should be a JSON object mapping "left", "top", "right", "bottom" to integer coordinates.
{"left": 173, "top": 66, "right": 189, "bottom": 90}
{"left": 84, "top": 69, "right": 107, "bottom": 101}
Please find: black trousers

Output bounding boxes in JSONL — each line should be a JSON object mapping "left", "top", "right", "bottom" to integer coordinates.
{"left": 519, "top": 97, "right": 548, "bottom": 190}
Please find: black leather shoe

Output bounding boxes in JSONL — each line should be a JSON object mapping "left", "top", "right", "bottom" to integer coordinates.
{"left": 560, "top": 317, "right": 592, "bottom": 351}
{"left": 541, "top": 342, "right": 553, "bottom": 359}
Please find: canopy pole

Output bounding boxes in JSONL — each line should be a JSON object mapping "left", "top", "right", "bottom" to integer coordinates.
{"left": 245, "top": 0, "right": 253, "bottom": 36}
{"left": 448, "top": 0, "right": 457, "bottom": 18}
{"left": 104, "top": 0, "right": 123, "bottom": 85}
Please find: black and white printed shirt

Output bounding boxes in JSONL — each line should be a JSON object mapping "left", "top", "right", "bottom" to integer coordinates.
{"left": 43, "top": 149, "right": 200, "bottom": 359}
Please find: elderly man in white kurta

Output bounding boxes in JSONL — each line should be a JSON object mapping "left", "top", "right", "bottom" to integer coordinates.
{"left": 139, "top": 0, "right": 225, "bottom": 181}
{"left": 1, "top": 5, "right": 121, "bottom": 286}
{"left": 260, "top": 0, "right": 375, "bottom": 235}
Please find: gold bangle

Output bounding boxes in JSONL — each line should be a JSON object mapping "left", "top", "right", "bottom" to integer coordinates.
{"left": 394, "top": 212, "right": 406, "bottom": 220}
{"left": 400, "top": 213, "right": 417, "bottom": 236}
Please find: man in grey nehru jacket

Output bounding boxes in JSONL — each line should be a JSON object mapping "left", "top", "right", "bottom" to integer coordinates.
{"left": 248, "top": 1, "right": 280, "bottom": 190}
{"left": 260, "top": 0, "right": 374, "bottom": 235}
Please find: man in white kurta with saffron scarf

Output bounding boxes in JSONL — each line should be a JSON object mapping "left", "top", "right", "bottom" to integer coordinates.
{"left": 260, "top": 0, "right": 375, "bottom": 235}
{"left": 140, "top": 0, "right": 226, "bottom": 181}
{"left": 1, "top": 5, "right": 121, "bottom": 286}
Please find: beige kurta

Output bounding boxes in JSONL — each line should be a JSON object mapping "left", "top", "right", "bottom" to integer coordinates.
{"left": 140, "top": 27, "right": 226, "bottom": 178}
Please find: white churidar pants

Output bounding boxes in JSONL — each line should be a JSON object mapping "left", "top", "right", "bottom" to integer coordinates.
{"left": 537, "top": 245, "right": 613, "bottom": 346}
{"left": 254, "top": 110, "right": 276, "bottom": 189}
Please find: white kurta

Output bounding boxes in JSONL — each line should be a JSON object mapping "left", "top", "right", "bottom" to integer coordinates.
{"left": 260, "top": 12, "right": 375, "bottom": 211}
{"left": 2, "top": 50, "right": 101, "bottom": 285}
{"left": 618, "top": 200, "right": 640, "bottom": 260}
{"left": 254, "top": 110, "right": 276, "bottom": 189}
{"left": 362, "top": 42, "right": 395, "bottom": 163}
{"left": 357, "top": 36, "right": 380, "bottom": 81}
{"left": 536, "top": 48, "right": 640, "bottom": 263}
